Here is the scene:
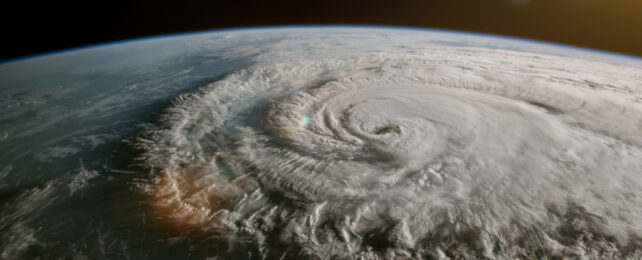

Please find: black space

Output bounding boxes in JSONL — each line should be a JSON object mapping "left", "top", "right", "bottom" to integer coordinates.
{"left": 2, "top": 0, "right": 642, "bottom": 61}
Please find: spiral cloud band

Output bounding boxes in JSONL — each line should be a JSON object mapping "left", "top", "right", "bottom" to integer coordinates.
{"left": 137, "top": 33, "right": 642, "bottom": 259}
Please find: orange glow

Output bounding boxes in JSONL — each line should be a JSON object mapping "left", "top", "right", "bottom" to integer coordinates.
{"left": 147, "top": 169, "right": 240, "bottom": 231}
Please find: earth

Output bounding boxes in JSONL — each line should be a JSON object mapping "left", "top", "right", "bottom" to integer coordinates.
{"left": 0, "top": 26, "right": 641, "bottom": 259}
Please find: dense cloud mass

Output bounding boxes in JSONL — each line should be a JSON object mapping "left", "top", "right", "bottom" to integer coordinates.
{"left": 137, "top": 36, "right": 642, "bottom": 259}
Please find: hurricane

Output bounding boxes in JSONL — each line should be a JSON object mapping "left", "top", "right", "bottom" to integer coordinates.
{"left": 1, "top": 27, "right": 641, "bottom": 259}
{"left": 136, "top": 45, "right": 642, "bottom": 258}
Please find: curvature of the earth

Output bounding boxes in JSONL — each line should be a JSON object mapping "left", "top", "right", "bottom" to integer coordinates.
{"left": 0, "top": 26, "right": 641, "bottom": 259}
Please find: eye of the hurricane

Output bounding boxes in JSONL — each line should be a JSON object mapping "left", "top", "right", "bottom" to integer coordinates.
{"left": 372, "top": 125, "right": 401, "bottom": 135}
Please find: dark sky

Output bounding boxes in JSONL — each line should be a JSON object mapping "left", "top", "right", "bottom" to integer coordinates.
{"left": 3, "top": 0, "right": 642, "bottom": 61}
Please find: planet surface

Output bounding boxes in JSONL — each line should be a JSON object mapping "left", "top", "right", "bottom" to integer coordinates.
{"left": 0, "top": 26, "right": 641, "bottom": 259}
